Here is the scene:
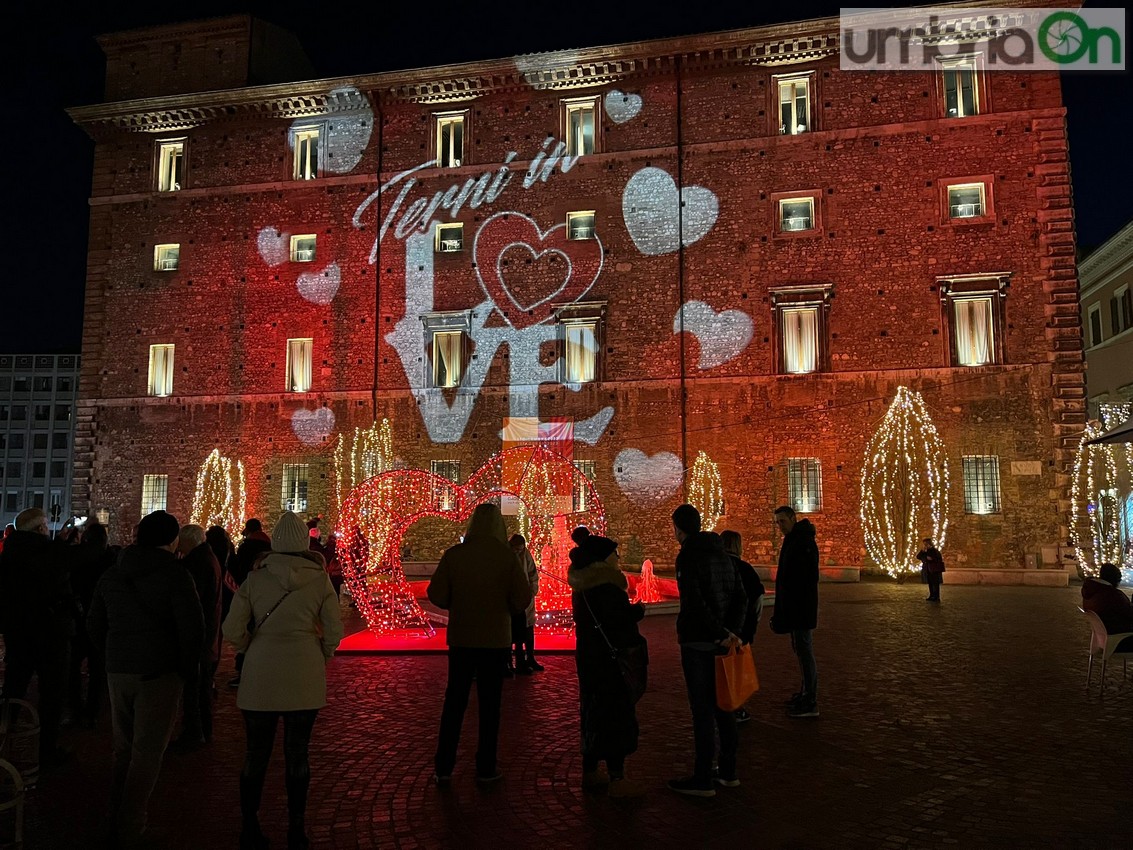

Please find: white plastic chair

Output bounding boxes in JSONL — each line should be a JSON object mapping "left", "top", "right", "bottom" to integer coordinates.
{"left": 1079, "top": 607, "right": 1133, "bottom": 694}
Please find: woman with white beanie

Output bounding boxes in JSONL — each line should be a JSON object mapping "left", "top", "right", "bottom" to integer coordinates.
{"left": 222, "top": 511, "right": 343, "bottom": 850}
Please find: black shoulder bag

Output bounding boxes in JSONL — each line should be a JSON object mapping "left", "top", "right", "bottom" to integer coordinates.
{"left": 581, "top": 590, "right": 649, "bottom": 704}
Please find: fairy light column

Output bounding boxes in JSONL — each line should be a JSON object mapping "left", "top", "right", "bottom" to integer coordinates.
{"left": 1071, "top": 402, "right": 1133, "bottom": 576}
{"left": 688, "top": 450, "right": 724, "bottom": 532}
{"left": 190, "top": 449, "right": 246, "bottom": 537}
{"left": 860, "top": 386, "right": 950, "bottom": 578}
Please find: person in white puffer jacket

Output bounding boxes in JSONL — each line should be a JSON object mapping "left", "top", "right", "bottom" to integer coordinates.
{"left": 222, "top": 511, "right": 343, "bottom": 850}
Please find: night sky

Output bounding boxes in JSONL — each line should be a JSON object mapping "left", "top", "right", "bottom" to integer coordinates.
{"left": 5, "top": 2, "right": 1130, "bottom": 354}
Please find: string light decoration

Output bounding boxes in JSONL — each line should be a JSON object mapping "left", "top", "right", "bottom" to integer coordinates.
{"left": 860, "top": 386, "right": 950, "bottom": 578}
{"left": 333, "top": 419, "right": 395, "bottom": 521}
{"left": 189, "top": 449, "right": 246, "bottom": 537}
{"left": 634, "top": 558, "right": 663, "bottom": 603}
{"left": 1071, "top": 403, "right": 1133, "bottom": 576}
{"left": 687, "top": 450, "right": 724, "bottom": 531}
{"left": 336, "top": 444, "right": 605, "bottom": 635}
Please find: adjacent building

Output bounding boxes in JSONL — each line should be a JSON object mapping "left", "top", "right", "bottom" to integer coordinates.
{"left": 0, "top": 354, "right": 81, "bottom": 530}
{"left": 67, "top": 8, "right": 1085, "bottom": 572}
{"left": 1079, "top": 218, "right": 1133, "bottom": 419}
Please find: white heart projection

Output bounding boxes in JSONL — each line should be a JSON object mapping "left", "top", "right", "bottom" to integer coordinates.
{"left": 622, "top": 167, "right": 719, "bottom": 256}
{"left": 297, "top": 262, "right": 341, "bottom": 305}
{"left": 604, "top": 90, "right": 643, "bottom": 124}
{"left": 288, "top": 86, "right": 372, "bottom": 175}
{"left": 257, "top": 227, "right": 289, "bottom": 266}
{"left": 614, "top": 449, "right": 683, "bottom": 505}
{"left": 291, "top": 407, "right": 336, "bottom": 446}
{"left": 675, "top": 301, "right": 753, "bottom": 369}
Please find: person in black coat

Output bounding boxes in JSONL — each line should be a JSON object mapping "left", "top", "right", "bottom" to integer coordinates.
{"left": 720, "top": 530, "right": 765, "bottom": 723}
{"left": 770, "top": 506, "right": 820, "bottom": 718}
{"left": 916, "top": 538, "right": 946, "bottom": 602}
{"left": 87, "top": 510, "right": 205, "bottom": 847}
{"left": 67, "top": 521, "right": 117, "bottom": 727}
{"left": 172, "top": 524, "right": 223, "bottom": 749}
{"left": 568, "top": 535, "right": 646, "bottom": 798}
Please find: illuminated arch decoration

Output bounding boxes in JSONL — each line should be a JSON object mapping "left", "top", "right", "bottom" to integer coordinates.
{"left": 333, "top": 419, "right": 395, "bottom": 522}
{"left": 189, "top": 449, "right": 246, "bottom": 538}
{"left": 860, "top": 387, "right": 951, "bottom": 578}
{"left": 336, "top": 444, "right": 606, "bottom": 636}
{"left": 1071, "top": 403, "right": 1133, "bottom": 577}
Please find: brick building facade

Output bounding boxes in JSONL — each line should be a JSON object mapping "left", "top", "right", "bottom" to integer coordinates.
{"left": 69, "top": 10, "right": 1084, "bottom": 572}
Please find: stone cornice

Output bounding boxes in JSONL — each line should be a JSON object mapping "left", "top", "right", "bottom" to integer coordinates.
{"left": 1079, "top": 218, "right": 1133, "bottom": 291}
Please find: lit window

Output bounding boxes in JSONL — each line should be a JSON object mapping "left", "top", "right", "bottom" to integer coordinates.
{"left": 1088, "top": 303, "right": 1103, "bottom": 348}
{"left": 947, "top": 184, "right": 985, "bottom": 219}
{"left": 777, "top": 75, "right": 811, "bottom": 135}
{"left": 148, "top": 344, "right": 175, "bottom": 396}
{"left": 781, "top": 306, "right": 819, "bottom": 374}
{"left": 435, "top": 113, "right": 465, "bottom": 168}
{"left": 434, "top": 223, "right": 464, "bottom": 253}
{"left": 572, "top": 460, "right": 597, "bottom": 513}
{"left": 141, "top": 474, "right": 169, "bottom": 515}
{"left": 430, "top": 460, "right": 461, "bottom": 511}
{"left": 779, "top": 198, "right": 814, "bottom": 232}
{"left": 787, "top": 458, "right": 822, "bottom": 512}
{"left": 292, "top": 126, "right": 320, "bottom": 180}
{"left": 290, "top": 235, "right": 316, "bottom": 263}
{"left": 567, "top": 211, "right": 596, "bottom": 240}
{"left": 962, "top": 455, "right": 1000, "bottom": 514}
{"left": 154, "top": 244, "right": 180, "bottom": 272}
{"left": 281, "top": 463, "right": 309, "bottom": 513}
{"left": 432, "top": 331, "right": 464, "bottom": 388}
{"left": 286, "top": 339, "right": 313, "bottom": 393}
{"left": 563, "top": 98, "right": 597, "bottom": 157}
{"left": 941, "top": 56, "right": 979, "bottom": 117}
{"left": 156, "top": 140, "right": 185, "bottom": 192}
{"left": 561, "top": 319, "right": 598, "bottom": 384}
{"left": 952, "top": 296, "right": 996, "bottom": 366}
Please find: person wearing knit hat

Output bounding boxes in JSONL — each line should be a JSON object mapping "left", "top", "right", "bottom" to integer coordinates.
{"left": 86, "top": 511, "right": 205, "bottom": 846}
{"left": 567, "top": 534, "right": 647, "bottom": 797}
{"left": 223, "top": 510, "right": 342, "bottom": 850}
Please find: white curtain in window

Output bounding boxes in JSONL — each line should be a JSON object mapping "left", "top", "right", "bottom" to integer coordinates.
{"left": 434, "top": 332, "right": 462, "bottom": 387}
{"left": 954, "top": 298, "right": 993, "bottom": 366}
{"left": 148, "top": 345, "right": 174, "bottom": 396}
{"left": 288, "top": 340, "right": 312, "bottom": 392}
{"left": 564, "top": 323, "right": 597, "bottom": 383}
{"left": 782, "top": 307, "right": 817, "bottom": 374}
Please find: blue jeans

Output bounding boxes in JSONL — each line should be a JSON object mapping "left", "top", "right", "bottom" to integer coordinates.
{"left": 679, "top": 646, "right": 737, "bottom": 781}
{"left": 790, "top": 629, "right": 818, "bottom": 702}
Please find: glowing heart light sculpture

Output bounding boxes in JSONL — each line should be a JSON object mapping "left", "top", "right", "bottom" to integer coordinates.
{"left": 336, "top": 445, "right": 606, "bottom": 636}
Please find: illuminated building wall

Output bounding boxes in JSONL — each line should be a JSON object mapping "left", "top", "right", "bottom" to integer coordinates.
{"left": 69, "top": 13, "right": 1084, "bottom": 571}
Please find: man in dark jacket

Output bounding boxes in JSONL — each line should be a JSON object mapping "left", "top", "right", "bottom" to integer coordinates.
{"left": 668, "top": 504, "right": 746, "bottom": 798}
{"left": 171, "top": 524, "right": 222, "bottom": 750}
{"left": 87, "top": 510, "right": 205, "bottom": 847}
{"left": 0, "top": 507, "right": 77, "bottom": 767}
{"left": 770, "top": 506, "right": 820, "bottom": 718}
{"left": 916, "top": 538, "right": 946, "bottom": 602}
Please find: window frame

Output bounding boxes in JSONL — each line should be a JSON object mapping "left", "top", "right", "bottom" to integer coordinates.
{"left": 566, "top": 211, "right": 596, "bottom": 241}
{"left": 937, "top": 53, "right": 985, "bottom": 119}
{"left": 554, "top": 301, "right": 606, "bottom": 386}
{"left": 433, "top": 111, "right": 468, "bottom": 168}
{"left": 771, "top": 190, "right": 822, "bottom": 239}
{"left": 434, "top": 222, "right": 464, "bottom": 253}
{"left": 771, "top": 285, "right": 833, "bottom": 375}
{"left": 1088, "top": 303, "right": 1103, "bottom": 348}
{"left": 787, "top": 457, "right": 823, "bottom": 513}
{"left": 773, "top": 71, "right": 815, "bottom": 136}
{"left": 286, "top": 338, "right": 314, "bottom": 393}
{"left": 147, "top": 343, "right": 175, "bottom": 397}
{"left": 1113, "top": 285, "right": 1132, "bottom": 335}
{"left": 140, "top": 474, "right": 169, "bottom": 515}
{"left": 941, "top": 176, "right": 994, "bottom": 225}
{"left": 290, "top": 234, "right": 317, "bottom": 263}
{"left": 153, "top": 243, "right": 180, "bottom": 272}
{"left": 421, "top": 310, "right": 472, "bottom": 390}
{"left": 572, "top": 459, "right": 598, "bottom": 513}
{"left": 431, "top": 330, "right": 466, "bottom": 389}
{"left": 291, "top": 124, "right": 323, "bottom": 180}
{"left": 155, "top": 138, "right": 186, "bottom": 192}
{"left": 939, "top": 273, "right": 1010, "bottom": 367}
{"left": 281, "top": 463, "right": 310, "bottom": 513}
{"left": 561, "top": 97, "right": 600, "bottom": 157}
{"left": 430, "top": 459, "right": 461, "bottom": 511}
{"left": 962, "top": 455, "right": 1001, "bottom": 514}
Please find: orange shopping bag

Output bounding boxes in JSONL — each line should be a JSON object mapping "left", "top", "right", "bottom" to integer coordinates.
{"left": 715, "top": 644, "right": 759, "bottom": 711}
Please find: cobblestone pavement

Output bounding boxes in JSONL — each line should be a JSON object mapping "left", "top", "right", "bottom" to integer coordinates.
{"left": 14, "top": 581, "right": 1132, "bottom": 849}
